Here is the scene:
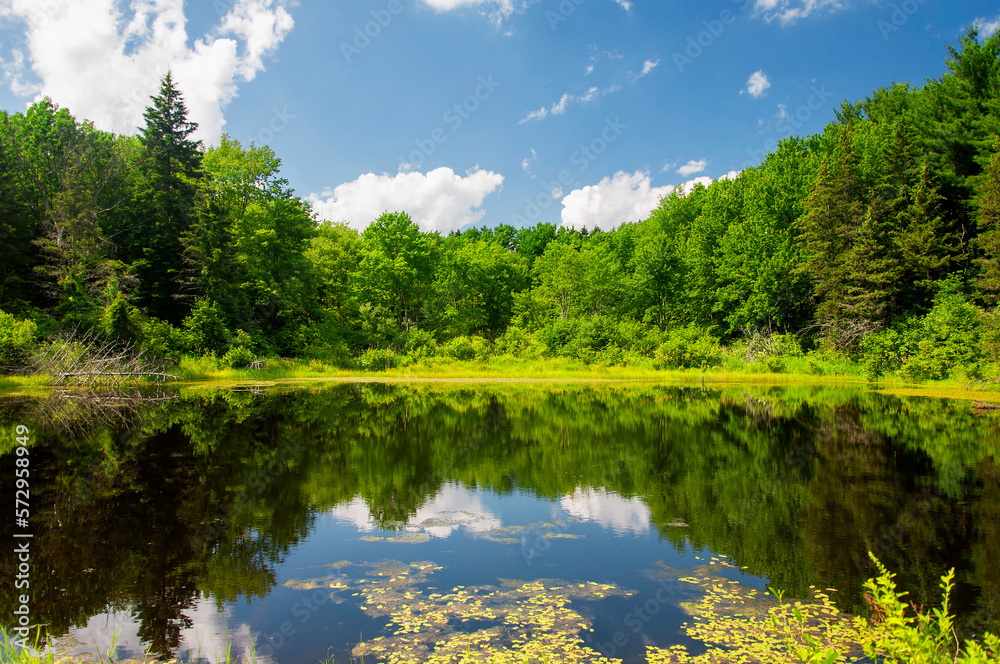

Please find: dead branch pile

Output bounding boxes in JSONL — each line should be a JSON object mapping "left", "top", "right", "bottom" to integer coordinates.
{"left": 32, "top": 330, "right": 178, "bottom": 386}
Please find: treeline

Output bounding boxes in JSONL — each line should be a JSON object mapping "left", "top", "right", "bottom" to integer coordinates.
{"left": 2, "top": 29, "right": 1000, "bottom": 380}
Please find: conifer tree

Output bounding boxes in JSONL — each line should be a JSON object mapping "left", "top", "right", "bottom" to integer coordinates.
{"left": 134, "top": 71, "right": 202, "bottom": 323}
{"left": 975, "top": 138, "right": 1000, "bottom": 305}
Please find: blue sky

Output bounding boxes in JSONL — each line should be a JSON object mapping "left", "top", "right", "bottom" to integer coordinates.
{"left": 1, "top": 0, "right": 997, "bottom": 233}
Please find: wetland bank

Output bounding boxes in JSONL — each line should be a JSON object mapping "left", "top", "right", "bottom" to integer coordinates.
{"left": 1, "top": 380, "right": 997, "bottom": 663}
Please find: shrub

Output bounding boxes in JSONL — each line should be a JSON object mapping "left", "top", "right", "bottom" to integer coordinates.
{"left": 140, "top": 317, "right": 187, "bottom": 360}
{"left": 538, "top": 319, "right": 580, "bottom": 355}
{"left": 181, "top": 299, "right": 230, "bottom": 355}
{"left": 655, "top": 325, "right": 723, "bottom": 369}
{"left": 900, "top": 278, "right": 983, "bottom": 381}
{"left": 495, "top": 326, "right": 547, "bottom": 359}
{"left": 99, "top": 292, "right": 141, "bottom": 342}
{"left": 403, "top": 328, "right": 438, "bottom": 361}
{"left": 858, "top": 554, "right": 999, "bottom": 663}
{"left": 0, "top": 310, "right": 38, "bottom": 371}
{"left": 357, "top": 348, "right": 398, "bottom": 371}
{"left": 220, "top": 345, "right": 255, "bottom": 369}
{"left": 860, "top": 328, "right": 910, "bottom": 381}
{"left": 441, "top": 335, "right": 491, "bottom": 361}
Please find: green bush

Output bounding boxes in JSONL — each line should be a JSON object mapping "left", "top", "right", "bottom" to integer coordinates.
{"left": 295, "top": 313, "right": 351, "bottom": 364}
{"left": 495, "top": 326, "right": 547, "bottom": 359}
{"left": 860, "top": 328, "right": 910, "bottom": 380}
{"left": 140, "top": 317, "right": 187, "bottom": 360}
{"left": 900, "top": 279, "right": 983, "bottom": 381}
{"left": 99, "top": 292, "right": 141, "bottom": 342}
{"left": 441, "top": 335, "right": 491, "bottom": 361}
{"left": 403, "top": 328, "right": 438, "bottom": 361}
{"left": 220, "top": 345, "right": 255, "bottom": 369}
{"left": 357, "top": 348, "right": 398, "bottom": 371}
{"left": 858, "top": 554, "right": 999, "bottom": 663}
{"left": 538, "top": 319, "right": 580, "bottom": 355}
{"left": 181, "top": 298, "right": 230, "bottom": 355}
{"left": 0, "top": 310, "right": 37, "bottom": 371}
{"left": 655, "top": 325, "right": 723, "bottom": 369}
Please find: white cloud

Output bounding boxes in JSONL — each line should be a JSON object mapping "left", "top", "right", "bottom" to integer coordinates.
{"left": 978, "top": 15, "right": 1000, "bottom": 37}
{"left": 330, "top": 484, "right": 502, "bottom": 539}
{"left": 551, "top": 92, "right": 574, "bottom": 115}
{"left": 518, "top": 106, "right": 548, "bottom": 124}
{"left": 308, "top": 167, "right": 504, "bottom": 234}
{"left": 744, "top": 70, "right": 771, "bottom": 98}
{"left": 776, "top": 103, "right": 789, "bottom": 121}
{"left": 522, "top": 147, "right": 537, "bottom": 173}
{"left": 677, "top": 159, "right": 708, "bottom": 177}
{"left": 518, "top": 85, "right": 617, "bottom": 123}
{"left": 560, "top": 170, "right": 674, "bottom": 231}
{"left": 0, "top": 0, "right": 293, "bottom": 143}
{"left": 752, "top": 0, "right": 845, "bottom": 25}
{"left": 560, "top": 169, "right": 744, "bottom": 229}
{"left": 560, "top": 488, "right": 650, "bottom": 536}
{"left": 680, "top": 175, "right": 714, "bottom": 194}
{"left": 633, "top": 58, "right": 660, "bottom": 80}
{"left": 612, "top": 0, "right": 633, "bottom": 11}
{"left": 71, "top": 600, "right": 257, "bottom": 664}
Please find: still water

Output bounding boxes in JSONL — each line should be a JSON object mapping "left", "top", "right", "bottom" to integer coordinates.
{"left": 0, "top": 382, "right": 997, "bottom": 663}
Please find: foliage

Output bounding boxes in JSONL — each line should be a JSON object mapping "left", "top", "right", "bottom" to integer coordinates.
{"left": 357, "top": 348, "right": 398, "bottom": 371}
{"left": 861, "top": 554, "right": 999, "bottom": 663}
{"left": 220, "top": 345, "right": 255, "bottom": 369}
{"left": 0, "top": 310, "right": 37, "bottom": 370}
{"left": 900, "top": 278, "right": 983, "bottom": 380}
{"left": 654, "top": 325, "right": 723, "bottom": 370}
{"left": 181, "top": 298, "right": 229, "bottom": 356}
{"left": 441, "top": 334, "right": 491, "bottom": 361}
{"left": 3, "top": 35, "right": 1000, "bottom": 381}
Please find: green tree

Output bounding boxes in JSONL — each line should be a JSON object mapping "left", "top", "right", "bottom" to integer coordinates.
{"left": 356, "top": 211, "right": 434, "bottom": 339}
{"left": 975, "top": 138, "right": 1000, "bottom": 304}
{"left": 134, "top": 72, "right": 203, "bottom": 323}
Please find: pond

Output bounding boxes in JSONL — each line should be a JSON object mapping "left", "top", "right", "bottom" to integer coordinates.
{"left": 0, "top": 382, "right": 998, "bottom": 663}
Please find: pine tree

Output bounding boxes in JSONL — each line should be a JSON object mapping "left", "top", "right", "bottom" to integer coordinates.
{"left": 134, "top": 71, "right": 202, "bottom": 323}
{"left": 796, "top": 127, "right": 867, "bottom": 346}
{"left": 975, "top": 138, "right": 1000, "bottom": 305}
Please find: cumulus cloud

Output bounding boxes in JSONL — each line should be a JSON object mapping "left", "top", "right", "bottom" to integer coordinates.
{"left": 330, "top": 485, "right": 502, "bottom": 539}
{"left": 677, "top": 159, "right": 708, "bottom": 177}
{"left": 752, "top": 0, "right": 845, "bottom": 25}
{"left": 308, "top": 167, "right": 504, "bottom": 233}
{"left": 0, "top": 0, "right": 293, "bottom": 143}
{"left": 560, "top": 488, "right": 650, "bottom": 536}
{"left": 743, "top": 70, "right": 771, "bottom": 98}
{"left": 560, "top": 169, "right": 743, "bottom": 230}
{"left": 560, "top": 171, "right": 674, "bottom": 231}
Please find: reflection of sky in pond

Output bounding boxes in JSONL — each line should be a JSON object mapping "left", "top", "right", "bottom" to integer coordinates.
{"left": 59, "top": 482, "right": 717, "bottom": 664}
{"left": 330, "top": 482, "right": 503, "bottom": 538}
{"left": 63, "top": 599, "right": 257, "bottom": 664}
{"left": 561, "top": 487, "right": 653, "bottom": 536}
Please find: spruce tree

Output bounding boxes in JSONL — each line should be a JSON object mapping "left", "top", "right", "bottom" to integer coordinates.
{"left": 975, "top": 138, "right": 1000, "bottom": 305}
{"left": 134, "top": 71, "right": 202, "bottom": 323}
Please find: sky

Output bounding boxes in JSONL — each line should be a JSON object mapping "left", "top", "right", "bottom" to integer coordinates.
{"left": 0, "top": 0, "right": 998, "bottom": 234}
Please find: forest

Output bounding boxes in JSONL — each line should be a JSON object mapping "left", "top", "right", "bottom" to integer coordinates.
{"left": 2, "top": 27, "right": 1000, "bottom": 382}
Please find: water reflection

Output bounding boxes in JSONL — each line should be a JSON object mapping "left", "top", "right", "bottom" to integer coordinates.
{"left": 0, "top": 382, "right": 996, "bottom": 662}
